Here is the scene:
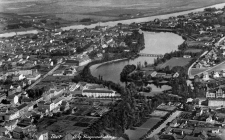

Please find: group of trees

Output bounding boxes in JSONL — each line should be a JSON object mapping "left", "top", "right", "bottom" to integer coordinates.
{"left": 26, "top": 87, "right": 46, "bottom": 99}
{"left": 120, "top": 64, "right": 136, "bottom": 84}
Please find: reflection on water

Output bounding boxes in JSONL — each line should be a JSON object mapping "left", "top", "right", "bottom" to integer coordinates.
{"left": 91, "top": 31, "right": 184, "bottom": 93}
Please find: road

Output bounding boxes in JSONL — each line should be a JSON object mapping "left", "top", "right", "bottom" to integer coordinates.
{"left": 146, "top": 110, "right": 182, "bottom": 138}
{"left": 26, "top": 64, "right": 61, "bottom": 90}
{"left": 188, "top": 51, "right": 208, "bottom": 79}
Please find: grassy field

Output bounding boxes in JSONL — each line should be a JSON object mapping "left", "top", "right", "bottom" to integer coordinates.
{"left": 157, "top": 57, "right": 192, "bottom": 69}
{"left": 190, "top": 68, "right": 208, "bottom": 76}
{"left": 185, "top": 49, "right": 203, "bottom": 53}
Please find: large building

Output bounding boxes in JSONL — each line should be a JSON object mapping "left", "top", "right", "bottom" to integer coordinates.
{"left": 208, "top": 99, "right": 225, "bottom": 107}
{"left": 82, "top": 89, "right": 116, "bottom": 98}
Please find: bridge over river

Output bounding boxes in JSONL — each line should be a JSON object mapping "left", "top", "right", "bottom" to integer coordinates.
{"left": 138, "top": 53, "right": 164, "bottom": 57}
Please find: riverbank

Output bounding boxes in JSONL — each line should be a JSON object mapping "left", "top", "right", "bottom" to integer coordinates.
{"left": 90, "top": 58, "right": 130, "bottom": 71}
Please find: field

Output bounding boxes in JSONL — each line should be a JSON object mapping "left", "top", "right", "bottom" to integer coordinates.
{"left": 139, "top": 117, "right": 162, "bottom": 129}
{"left": 125, "top": 128, "right": 149, "bottom": 140}
{"left": 150, "top": 110, "right": 169, "bottom": 117}
{"left": 185, "top": 49, "right": 203, "bottom": 53}
{"left": 157, "top": 57, "right": 192, "bottom": 69}
{"left": 189, "top": 68, "right": 208, "bottom": 76}
{"left": 157, "top": 105, "right": 176, "bottom": 111}
{"left": 0, "top": 0, "right": 225, "bottom": 24}
{"left": 186, "top": 40, "right": 205, "bottom": 47}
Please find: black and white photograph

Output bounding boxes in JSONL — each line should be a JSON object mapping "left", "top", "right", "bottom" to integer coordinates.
{"left": 1, "top": 0, "right": 225, "bottom": 140}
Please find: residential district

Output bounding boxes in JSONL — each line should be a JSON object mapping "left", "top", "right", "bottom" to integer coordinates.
{"left": 1, "top": 5, "right": 225, "bottom": 140}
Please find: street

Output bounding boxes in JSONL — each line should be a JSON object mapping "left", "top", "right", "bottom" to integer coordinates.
{"left": 26, "top": 64, "right": 61, "bottom": 90}
{"left": 146, "top": 110, "right": 182, "bottom": 138}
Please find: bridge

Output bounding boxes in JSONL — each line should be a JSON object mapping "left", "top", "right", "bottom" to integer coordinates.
{"left": 138, "top": 53, "right": 164, "bottom": 57}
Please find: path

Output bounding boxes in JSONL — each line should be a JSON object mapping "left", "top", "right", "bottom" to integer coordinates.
{"left": 146, "top": 110, "right": 182, "bottom": 138}
{"left": 26, "top": 64, "right": 61, "bottom": 90}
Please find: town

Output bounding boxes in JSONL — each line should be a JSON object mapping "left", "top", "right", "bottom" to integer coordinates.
{"left": 1, "top": 4, "right": 225, "bottom": 140}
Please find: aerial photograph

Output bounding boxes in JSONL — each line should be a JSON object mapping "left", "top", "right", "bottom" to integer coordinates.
{"left": 2, "top": 0, "right": 225, "bottom": 140}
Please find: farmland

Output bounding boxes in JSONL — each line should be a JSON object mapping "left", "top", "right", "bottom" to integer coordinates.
{"left": 157, "top": 57, "right": 193, "bottom": 69}
{"left": 0, "top": 0, "right": 225, "bottom": 25}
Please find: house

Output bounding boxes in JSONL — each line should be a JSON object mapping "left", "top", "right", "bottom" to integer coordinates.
{"left": 7, "top": 93, "right": 20, "bottom": 105}
{"left": 0, "top": 127, "right": 8, "bottom": 137}
{"left": 60, "top": 101, "right": 70, "bottom": 112}
{"left": 38, "top": 101, "right": 54, "bottom": 112}
{"left": 43, "top": 87, "right": 64, "bottom": 100}
{"left": 212, "top": 129, "right": 220, "bottom": 133}
{"left": 16, "top": 103, "right": 28, "bottom": 116}
{"left": 206, "top": 92, "right": 215, "bottom": 98}
{"left": 183, "top": 55, "right": 191, "bottom": 58}
{"left": 4, "top": 119, "right": 18, "bottom": 131}
{"left": 216, "top": 88, "right": 224, "bottom": 98}
{"left": 53, "top": 70, "right": 64, "bottom": 76}
{"left": 36, "top": 131, "right": 48, "bottom": 140}
{"left": 213, "top": 72, "right": 220, "bottom": 78}
{"left": 26, "top": 73, "right": 41, "bottom": 81}
{"left": 12, "top": 74, "right": 25, "bottom": 81}
{"left": 151, "top": 71, "right": 157, "bottom": 77}
{"left": 173, "top": 72, "right": 179, "bottom": 78}
{"left": 196, "top": 63, "right": 203, "bottom": 68}
{"left": 206, "top": 116, "right": 215, "bottom": 124}
{"left": 53, "top": 97, "right": 64, "bottom": 110}
{"left": 156, "top": 72, "right": 166, "bottom": 78}
{"left": 12, "top": 127, "right": 24, "bottom": 139}
{"left": 82, "top": 89, "right": 116, "bottom": 98}
{"left": 202, "top": 72, "right": 209, "bottom": 81}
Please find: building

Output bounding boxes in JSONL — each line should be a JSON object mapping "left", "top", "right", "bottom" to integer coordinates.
{"left": 202, "top": 72, "right": 209, "bottom": 81}
{"left": 208, "top": 99, "right": 225, "bottom": 107}
{"left": 38, "top": 101, "right": 54, "bottom": 112}
{"left": 12, "top": 127, "right": 24, "bottom": 139}
{"left": 12, "top": 74, "right": 25, "bottom": 81}
{"left": 82, "top": 89, "right": 116, "bottom": 98}
{"left": 206, "top": 92, "right": 215, "bottom": 98}
{"left": 26, "top": 73, "right": 41, "bottom": 81}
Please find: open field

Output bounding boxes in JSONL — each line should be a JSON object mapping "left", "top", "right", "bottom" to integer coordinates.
{"left": 150, "top": 110, "right": 169, "bottom": 118}
{"left": 157, "top": 57, "right": 192, "bottom": 69}
{"left": 190, "top": 68, "right": 208, "bottom": 76}
{"left": 139, "top": 117, "right": 162, "bottom": 129}
{"left": 186, "top": 40, "right": 205, "bottom": 47}
{"left": 157, "top": 105, "right": 176, "bottom": 111}
{"left": 185, "top": 49, "right": 203, "bottom": 53}
{"left": 125, "top": 128, "right": 148, "bottom": 140}
{"left": 0, "top": 0, "right": 225, "bottom": 24}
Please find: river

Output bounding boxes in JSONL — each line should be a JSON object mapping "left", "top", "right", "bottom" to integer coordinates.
{"left": 90, "top": 31, "right": 184, "bottom": 93}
